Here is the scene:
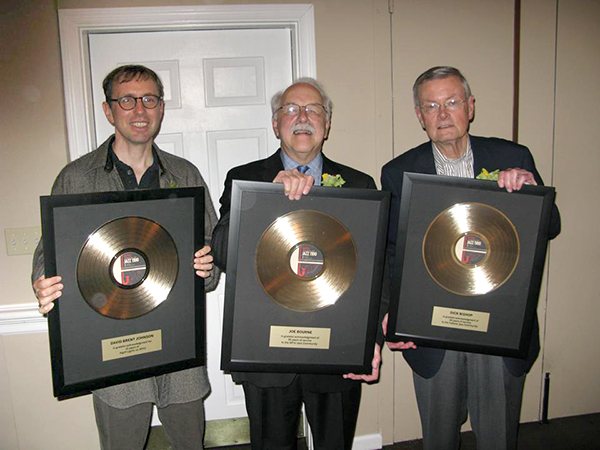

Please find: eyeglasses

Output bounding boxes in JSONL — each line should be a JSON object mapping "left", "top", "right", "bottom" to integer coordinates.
{"left": 419, "top": 99, "right": 466, "bottom": 115}
{"left": 274, "top": 103, "right": 328, "bottom": 118}
{"left": 109, "top": 95, "right": 162, "bottom": 111}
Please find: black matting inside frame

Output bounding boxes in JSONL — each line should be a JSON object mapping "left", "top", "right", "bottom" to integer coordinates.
{"left": 41, "top": 187, "right": 205, "bottom": 397}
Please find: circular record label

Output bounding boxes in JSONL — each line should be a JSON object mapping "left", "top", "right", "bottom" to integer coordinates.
{"left": 110, "top": 249, "right": 148, "bottom": 289}
{"left": 454, "top": 233, "right": 488, "bottom": 265}
{"left": 289, "top": 243, "right": 324, "bottom": 279}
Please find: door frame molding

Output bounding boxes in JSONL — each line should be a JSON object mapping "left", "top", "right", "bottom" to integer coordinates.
{"left": 58, "top": 4, "right": 316, "bottom": 161}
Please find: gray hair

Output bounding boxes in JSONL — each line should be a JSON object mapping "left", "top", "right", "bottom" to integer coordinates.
{"left": 412, "top": 66, "right": 472, "bottom": 107}
{"left": 271, "top": 77, "right": 333, "bottom": 119}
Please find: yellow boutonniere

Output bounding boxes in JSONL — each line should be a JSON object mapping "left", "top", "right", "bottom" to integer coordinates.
{"left": 476, "top": 168, "right": 499, "bottom": 181}
{"left": 169, "top": 179, "right": 180, "bottom": 188}
{"left": 322, "top": 173, "right": 346, "bottom": 187}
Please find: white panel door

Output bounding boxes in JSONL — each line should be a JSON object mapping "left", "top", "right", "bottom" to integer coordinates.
{"left": 88, "top": 28, "right": 293, "bottom": 421}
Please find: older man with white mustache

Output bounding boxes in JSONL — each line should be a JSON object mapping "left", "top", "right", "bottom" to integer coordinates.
{"left": 211, "top": 78, "right": 380, "bottom": 450}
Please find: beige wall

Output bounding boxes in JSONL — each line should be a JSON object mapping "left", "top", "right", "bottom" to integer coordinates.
{"left": 545, "top": 0, "right": 600, "bottom": 417}
{"left": 391, "top": 0, "right": 515, "bottom": 154}
{"left": 1, "top": 4, "right": 91, "bottom": 446}
{"left": 1, "top": 1, "right": 599, "bottom": 449}
{"left": 0, "top": 0, "right": 69, "bottom": 306}
{"left": 517, "top": 0, "right": 558, "bottom": 423}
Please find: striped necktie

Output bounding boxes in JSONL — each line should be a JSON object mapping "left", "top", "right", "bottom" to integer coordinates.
{"left": 297, "top": 165, "right": 309, "bottom": 173}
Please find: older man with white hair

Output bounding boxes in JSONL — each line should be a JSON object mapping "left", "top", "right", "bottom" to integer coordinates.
{"left": 212, "top": 77, "right": 380, "bottom": 450}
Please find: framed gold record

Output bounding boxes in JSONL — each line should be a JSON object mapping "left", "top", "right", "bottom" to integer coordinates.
{"left": 40, "top": 187, "right": 205, "bottom": 398}
{"left": 387, "top": 173, "right": 556, "bottom": 358}
{"left": 221, "top": 180, "right": 390, "bottom": 374}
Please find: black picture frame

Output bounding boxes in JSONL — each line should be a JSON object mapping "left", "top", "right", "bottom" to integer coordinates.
{"left": 41, "top": 187, "right": 205, "bottom": 398}
{"left": 387, "top": 173, "right": 555, "bottom": 358}
{"left": 221, "top": 181, "right": 389, "bottom": 374}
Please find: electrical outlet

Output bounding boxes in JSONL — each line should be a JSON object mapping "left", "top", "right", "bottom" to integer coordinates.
{"left": 4, "top": 227, "right": 41, "bottom": 256}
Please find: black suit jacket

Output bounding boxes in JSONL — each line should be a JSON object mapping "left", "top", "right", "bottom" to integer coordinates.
{"left": 380, "top": 135, "right": 561, "bottom": 379}
{"left": 212, "top": 149, "right": 377, "bottom": 392}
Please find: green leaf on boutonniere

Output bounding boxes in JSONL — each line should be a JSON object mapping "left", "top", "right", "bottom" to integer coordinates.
{"left": 169, "top": 179, "right": 180, "bottom": 188}
{"left": 321, "top": 173, "right": 346, "bottom": 187}
{"left": 476, "top": 168, "right": 499, "bottom": 181}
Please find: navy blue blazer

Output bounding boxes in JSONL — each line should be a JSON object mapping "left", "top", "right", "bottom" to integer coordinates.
{"left": 380, "top": 135, "right": 561, "bottom": 379}
{"left": 212, "top": 149, "right": 377, "bottom": 392}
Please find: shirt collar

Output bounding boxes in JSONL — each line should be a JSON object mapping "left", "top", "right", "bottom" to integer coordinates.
{"left": 104, "top": 136, "right": 165, "bottom": 174}
{"left": 432, "top": 137, "right": 472, "bottom": 163}
{"left": 280, "top": 150, "right": 323, "bottom": 185}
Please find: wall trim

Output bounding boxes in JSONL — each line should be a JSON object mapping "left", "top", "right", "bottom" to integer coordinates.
{"left": 58, "top": 4, "right": 317, "bottom": 162}
{"left": 353, "top": 433, "right": 383, "bottom": 450}
{"left": 0, "top": 303, "right": 47, "bottom": 335}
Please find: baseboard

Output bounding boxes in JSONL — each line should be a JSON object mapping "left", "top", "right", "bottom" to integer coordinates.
{"left": 0, "top": 303, "right": 47, "bottom": 335}
{"left": 353, "top": 433, "right": 383, "bottom": 450}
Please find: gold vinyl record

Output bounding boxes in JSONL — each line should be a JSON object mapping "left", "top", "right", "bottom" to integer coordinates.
{"left": 77, "top": 217, "right": 178, "bottom": 319}
{"left": 255, "top": 210, "right": 357, "bottom": 312}
{"left": 422, "top": 202, "right": 519, "bottom": 296}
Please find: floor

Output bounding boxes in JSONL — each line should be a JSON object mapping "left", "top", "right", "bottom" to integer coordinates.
{"left": 382, "top": 413, "right": 600, "bottom": 450}
{"left": 147, "top": 413, "right": 600, "bottom": 449}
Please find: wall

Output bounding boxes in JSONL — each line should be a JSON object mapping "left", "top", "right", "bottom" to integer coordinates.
{"left": 1, "top": 2, "right": 96, "bottom": 448}
{"left": 518, "top": 0, "right": 558, "bottom": 423}
{"left": 1, "top": 0, "right": 599, "bottom": 449}
{"left": 0, "top": 1, "right": 69, "bottom": 304}
{"left": 545, "top": 0, "right": 600, "bottom": 417}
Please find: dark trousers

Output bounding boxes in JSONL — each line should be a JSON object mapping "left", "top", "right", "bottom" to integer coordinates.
{"left": 413, "top": 350, "right": 525, "bottom": 450}
{"left": 242, "top": 376, "right": 361, "bottom": 450}
{"left": 93, "top": 395, "right": 205, "bottom": 450}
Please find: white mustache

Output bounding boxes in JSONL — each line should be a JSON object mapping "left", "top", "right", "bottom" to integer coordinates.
{"left": 291, "top": 123, "right": 315, "bottom": 134}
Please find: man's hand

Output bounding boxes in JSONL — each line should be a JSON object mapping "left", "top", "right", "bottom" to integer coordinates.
{"left": 497, "top": 168, "right": 537, "bottom": 193}
{"left": 343, "top": 343, "right": 381, "bottom": 382}
{"left": 33, "top": 275, "right": 63, "bottom": 315}
{"left": 194, "top": 245, "right": 214, "bottom": 278}
{"left": 382, "top": 313, "right": 417, "bottom": 351}
{"left": 273, "top": 169, "right": 315, "bottom": 200}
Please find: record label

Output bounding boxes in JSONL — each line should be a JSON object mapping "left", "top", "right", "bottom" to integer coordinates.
{"left": 454, "top": 233, "right": 488, "bottom": 265}
{"left": 110, "top": 249, "right": 148, "bottom": 288}
{"left": 289, "top": 244, "right": 324, "bottom": 279}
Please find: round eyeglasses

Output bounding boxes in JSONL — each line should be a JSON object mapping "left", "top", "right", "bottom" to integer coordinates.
{"left": 274, "top": 103, "right": 328, "bottom": 118}
{"left": 419, "top": 99, "right": 466, "bottom": 115}
{"left": 110, "top": 95, "right": 162, "bottom": 111}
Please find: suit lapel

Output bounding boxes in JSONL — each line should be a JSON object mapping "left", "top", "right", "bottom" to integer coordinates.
{"left": 321, "top": 154, "right": 339, "bottom": 185}
{"left": 322, "top": 154, "right": 359, "bottom": 188}
{"left": 471, "top": 136, "right": 494, "bottom": 176}
{"left": 414, "top": 142, "right": 437, "bottom": 175}
{"left": 259, "top": 150, "right": 285, "bottom": 182}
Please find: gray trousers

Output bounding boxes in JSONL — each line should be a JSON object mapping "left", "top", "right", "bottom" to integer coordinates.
{"left": 93, "top": 395, "right": 205, "bottom": 450}
{"left": 413, "top": 350, "right": 525, "bottom": 450}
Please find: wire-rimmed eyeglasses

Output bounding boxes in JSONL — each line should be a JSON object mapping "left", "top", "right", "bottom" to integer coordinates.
{"left": 419, "top": 99, "right": 466, "bottom": 115}
{"left": 273, "top": 103, "right": 328, "bottom": 118}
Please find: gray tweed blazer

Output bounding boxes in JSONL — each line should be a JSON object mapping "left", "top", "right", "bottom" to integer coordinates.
{"left": 32, "top": 136, "right": 220, "bottom": 408}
